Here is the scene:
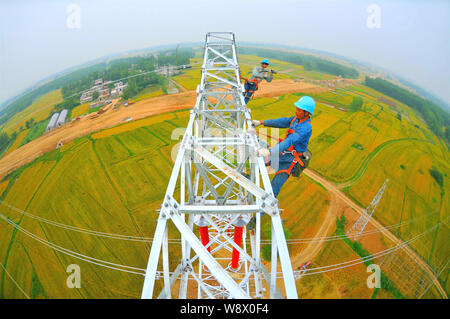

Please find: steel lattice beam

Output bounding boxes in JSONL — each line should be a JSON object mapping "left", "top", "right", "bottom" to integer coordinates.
{"left": 141, "top": 32, "right": 297, "bottom": 299}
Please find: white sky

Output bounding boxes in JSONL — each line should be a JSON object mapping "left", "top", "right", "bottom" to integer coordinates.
{"left": 0, "top": 0, "right": 449, "bottom": 106}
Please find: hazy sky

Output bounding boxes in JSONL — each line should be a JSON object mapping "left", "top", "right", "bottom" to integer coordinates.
{"left": 1, "top": 0, "right": 449, "bottom": 106}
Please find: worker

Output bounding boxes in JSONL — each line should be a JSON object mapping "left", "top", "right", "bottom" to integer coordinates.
{"left": 247, "top": 96, "right": 315, "bottom": 229}
{"left": 243, "top": 58, "right": 274, "bottom": 104}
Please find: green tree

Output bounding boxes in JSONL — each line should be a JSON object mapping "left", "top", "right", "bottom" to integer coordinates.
{"left": 25, "top": 118, "right": 35, "bottom": 129}
{"left": 429, "top": 167, "right": 444, "bottom": 188}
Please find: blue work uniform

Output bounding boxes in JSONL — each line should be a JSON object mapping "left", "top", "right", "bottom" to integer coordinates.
{"left": 244, "top": 66, "right": 273, "bottom": 104}
{"left": 263, "top": 116, "right": 312, "bottom": 197}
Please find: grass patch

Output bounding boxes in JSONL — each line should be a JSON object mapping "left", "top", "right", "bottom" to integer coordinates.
{"left": 20, "top": 120, "right": 48, "bottom": 146}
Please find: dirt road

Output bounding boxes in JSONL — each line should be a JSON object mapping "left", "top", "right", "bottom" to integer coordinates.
{"left": 0, "top": 92, "right": 197, "bottom": 179}
{"left": 0, "top": 79, "right": 325, "bottom": 180}
{"left": 255, "top": 79, "right": 329, "bottom": 98}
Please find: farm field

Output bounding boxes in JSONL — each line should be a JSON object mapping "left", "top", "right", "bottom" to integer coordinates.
{"left": 0, "top": 108, "right": 331, "bottom": 298}
{"left": 345, "top": 138, "right": 449, "bottom": 282}
{"left": 2, "top": 89, "right": 63, "bottom": 135}
{"left": 246, "top": 84, "right": 448, "bottom": 298}
{"left": 70, "top": 102, "right": 91, "bottom": 119}
{"left": 0, "top": 51, "right": 448, "bottom": 299}
{"left": 297, "top": 238, "right": 375, "bottom": 299}
{"left": 134, "top": 84, "right": 166, "bottom": 102}
{"left": 2, "top": 129, "right": 30, "bottom": 157}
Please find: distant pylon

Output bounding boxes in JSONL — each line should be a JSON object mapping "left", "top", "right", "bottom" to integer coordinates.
{"left": 346, "top": 179, "right": 389, "bottom": 239}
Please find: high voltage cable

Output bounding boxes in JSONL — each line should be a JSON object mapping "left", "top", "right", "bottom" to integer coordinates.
{"left": 0, "top": 211, "right": 443, "bottom": 280}
{"left": 0, "top": 261, "right": 31, "bottom": 299}
{"left": 302, "top": 222, "right": 440, "bottom": 276}
{"left": 0, "top": 214, "right": 146, "bottom": 276}
{"left": 0, "top": 199, "right": 438, "bottom": 245}
{"left": 417, "top": 260, "right": 449, "bottom": 299}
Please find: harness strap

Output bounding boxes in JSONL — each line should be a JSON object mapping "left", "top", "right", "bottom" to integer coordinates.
{"left": 274, "top": 117, "right": 310, "bottom": 176}
{"left": 244, "top": 67, "right": 269, "bottom": 99}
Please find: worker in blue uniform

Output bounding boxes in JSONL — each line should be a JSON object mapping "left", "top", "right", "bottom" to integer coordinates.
{"left": 248, "top": 96, "right": 315, "bottom": 229}
{"left": 243, "top": 58, "right": 274, "bottom": 104}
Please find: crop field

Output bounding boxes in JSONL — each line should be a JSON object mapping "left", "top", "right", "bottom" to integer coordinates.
{"left": 2, "top": 89, "right": 63, "bottom": 135}
{"left": 91, "top": 113, "right": 176, "bottom": 139}
{"left": 346, "top": 137, "right": 449, "bottom": 286}
{"left": 248, "top": 83, "right": 448, "bottom": 298}
{"left": 273, "top": 175, "right": 330, "bottom": 258}
{"left": 0, "top": 159, "right": 57, "bottom": 298}
{"left": 2, "top": 129, "right": 30, "bottom": 157}
{"left": 171, "top": 57, "right": 203, "bottom": 90}
{"left": 0, "top": 180, "right": 8, "bottom": 197}
{"left": 134, "top": 84, "right": 166, "bottom": 102}
{"left": 297, "top": 238, "right": 374, "bottom": 299}
{"left": 70, "top": 103, "right": 91, "bottom": 119}
{"left": 0, "top": 100, "right": 333, "bottom": 298}
{"left": 0, "top": 51, "right": 448, "bottom": 299}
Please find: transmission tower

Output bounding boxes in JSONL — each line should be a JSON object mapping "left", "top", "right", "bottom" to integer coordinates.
{"left": 347, "top": 179, "right": 389, "bottom": 239}
{"left": 141, "top": 32, "right": 297, "bottom": 299}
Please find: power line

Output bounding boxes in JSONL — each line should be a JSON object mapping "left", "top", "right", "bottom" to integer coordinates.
{"left": 0, "top": 214, "right": 146, "bottom": 276}
{"left": 0, "top": 261, "right": 31, "bottom": 299}
{"left": 0, "top": 199, "right": 439, "bottom": 245}
{"left": 304, "top": 220, "right": 443, "bottom": 274}
{"left": 0, "top": 204, "right": 444, "bottom": 293}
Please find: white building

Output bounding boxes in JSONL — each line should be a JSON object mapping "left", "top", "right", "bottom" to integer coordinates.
{"left": 56, "top": 109, "right": 68, "bottom": 127}
{"left": 46, "top": 113, "right": 60, "bottom": 131}
{"left": 80, "top": 92, "right": 93, "bottom": 104}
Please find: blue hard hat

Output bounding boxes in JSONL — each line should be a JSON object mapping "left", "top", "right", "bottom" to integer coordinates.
{"left": 294, "top": 96, "right": 315, "bottom": 116}
{"left": 261, "top": 58, "right": 270, "bottom": 65}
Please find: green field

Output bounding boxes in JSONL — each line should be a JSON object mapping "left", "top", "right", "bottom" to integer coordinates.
{"left": 2, "top": 129, "right": 30, "bottom": 157}
{"left": 246, "top": 85, "right": 449, "bottom": 297}
{"left": 2, "top": 89, "right": 63, "bottom": 135}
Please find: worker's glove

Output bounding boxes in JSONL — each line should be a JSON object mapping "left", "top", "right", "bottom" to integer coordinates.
{"left": 256, "top": 148, "right": 270, "bottom": 157}
{"left": 252, "top": 120, "right": 262, "bottom": 128}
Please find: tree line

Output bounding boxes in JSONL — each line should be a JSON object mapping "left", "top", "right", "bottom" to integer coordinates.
{"left": 0, "top": 132, "right": 17, "bottom": 156}
{"left": 364, "top": 76, "right": 450, "bottom": 144}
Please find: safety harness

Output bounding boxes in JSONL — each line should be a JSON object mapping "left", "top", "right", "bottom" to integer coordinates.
{"left": 274, "top": 117, "right": 311, "bottom": 177}
{"left": 242, "top": 67, "right": 269, "bottom": 101}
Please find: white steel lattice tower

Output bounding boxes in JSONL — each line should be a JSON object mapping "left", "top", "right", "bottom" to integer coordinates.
{"left": 347, "top": 179, "right": 389, "bottom": 239}
{"left": 141, "top": 32, "right": 297, "bottom": 299}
